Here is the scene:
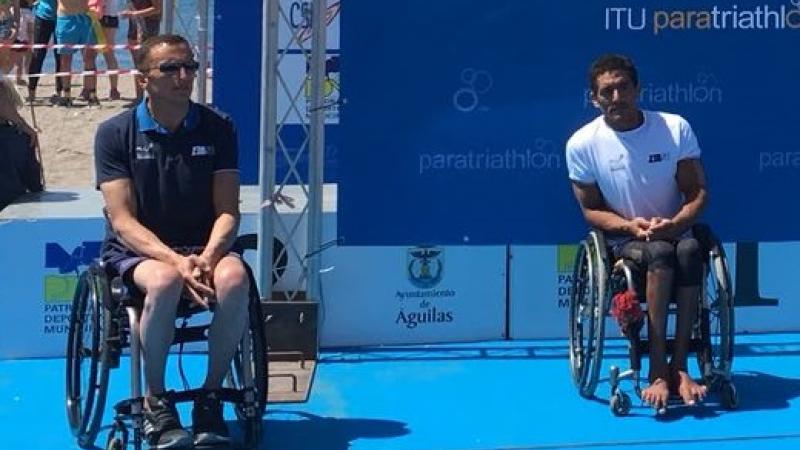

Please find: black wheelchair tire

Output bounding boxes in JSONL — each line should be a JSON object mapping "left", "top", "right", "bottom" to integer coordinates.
{"left": 65, "top": 267, "right": 111, "bottom": 449}
{"left": 696, "top": 240, "right": 735, "bottom": 384}
{"left": 224, "top": 269, "right": 267, "bottom": 448}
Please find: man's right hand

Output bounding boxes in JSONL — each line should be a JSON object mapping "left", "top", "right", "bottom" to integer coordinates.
{"left": 175, "top": 255, "right": 215, "bottom": 308}
{"left": 627, "top": 217, "right": 651, "bottom": 240}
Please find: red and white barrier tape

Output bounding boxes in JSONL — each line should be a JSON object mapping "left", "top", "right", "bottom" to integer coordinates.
{"left": 2, "top": 68, "right": 214, "bottom": 79}
{"left": 0, "top": 43, "right": 141, "bottom": 51}
{"left": 0, "top": 42, "right": 214, "bottom": 51}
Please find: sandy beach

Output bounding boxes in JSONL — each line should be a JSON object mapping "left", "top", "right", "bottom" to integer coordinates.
{"left": 15, "top": 74, "right": 211, "bottom": 188}
{"left": 14, "top": 74, "right": 136, "bottom": 187}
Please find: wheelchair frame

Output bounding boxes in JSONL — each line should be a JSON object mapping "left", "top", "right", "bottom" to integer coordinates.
{"left": 66, "top": 246, "right": 267, "bottom": 450}
{"left": 568, "top": 224, "right": 737, "bottom": 416}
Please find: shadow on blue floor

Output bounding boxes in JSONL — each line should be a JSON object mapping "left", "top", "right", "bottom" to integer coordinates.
{"left": 731, "top": 371, "right": 800, "bottom": 411}
{"left": 264, "top": 411, "right": 409, "bottom": 450}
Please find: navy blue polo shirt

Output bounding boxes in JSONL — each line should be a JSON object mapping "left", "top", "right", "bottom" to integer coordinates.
{"left": 95, "top": 101, "right": 238, "bottom": 250}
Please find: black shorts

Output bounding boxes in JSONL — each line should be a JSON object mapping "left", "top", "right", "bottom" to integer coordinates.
{"left": 102, "top": 243, "right": 240, "bottom": 286}
{"left": 99, "top": 15, "right": 119, "bottom": 29}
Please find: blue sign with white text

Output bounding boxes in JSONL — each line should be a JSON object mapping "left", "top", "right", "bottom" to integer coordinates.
{"left": 338, "top": 0, "right": 800, "bottom": 245}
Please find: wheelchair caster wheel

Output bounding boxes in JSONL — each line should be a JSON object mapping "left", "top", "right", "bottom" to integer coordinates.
{"left": 105, "top": 420, "right": 128, "bottom": 450}
{"left": 106, "top": 437, "right": 124, "bottom": 450}
{"left": 720, "top": 381, "right": 738, "bottom": 410}
{"left": 610, "top": 392, "right": 631, "bottom": 416}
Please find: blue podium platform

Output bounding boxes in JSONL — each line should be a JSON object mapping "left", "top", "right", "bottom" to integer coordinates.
{"left": 1, "top": 335, "right": 799, "bottom": 450}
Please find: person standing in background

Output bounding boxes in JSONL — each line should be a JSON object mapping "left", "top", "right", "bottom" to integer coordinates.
{"left": 54, "top": 0, "right": 104, "bottom": 106}
{"left": 82, "top": 0, "right": 121, "bottom": 101}
{"left": 0, "top": 0, "right": 20, "bottom": 74}
{"left": 11, "top": 0, "right": 34, "bottom": 86}
{"left": 27, "top": 0, "right": 65, "bottom": 102}
{"left": 120, "top": 0, "right": 160, "bottom": 102}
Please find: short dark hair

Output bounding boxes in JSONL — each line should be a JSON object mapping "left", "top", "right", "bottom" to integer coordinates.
{"left": 135, "top": 34, "right": 194, "bottom": 71}
{"left": 588, "top": 54, "right": 638, "bottom": 94}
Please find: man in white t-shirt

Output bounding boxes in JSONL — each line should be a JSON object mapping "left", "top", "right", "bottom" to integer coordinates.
{"left": 566, "top": 54, "right": 708, "bottom": 410}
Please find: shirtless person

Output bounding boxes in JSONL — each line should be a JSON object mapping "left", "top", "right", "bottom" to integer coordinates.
{"left": 55, "top": 0, "right": 103, "bottom": 105}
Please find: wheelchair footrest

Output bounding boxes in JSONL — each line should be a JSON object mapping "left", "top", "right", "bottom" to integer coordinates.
{"left": 112, "top": 388, "right": 248, "bottom": 416}
{"left": 262, "top": 299, "right": 318, "bottom": 403}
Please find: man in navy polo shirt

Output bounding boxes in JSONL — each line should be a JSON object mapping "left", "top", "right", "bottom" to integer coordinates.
{"left": 94, "top": 34, "right": 245, "bottom": 449}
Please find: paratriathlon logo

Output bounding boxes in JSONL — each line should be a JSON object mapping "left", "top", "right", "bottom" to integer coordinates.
{"left": 453, "top": 68, "right": 493, "bottom": 113}
{"left": 407, "top": 246, "right": 444, "bottom": 289}
{"left": 605, "top": 1, "right": 800, "bottom": 35}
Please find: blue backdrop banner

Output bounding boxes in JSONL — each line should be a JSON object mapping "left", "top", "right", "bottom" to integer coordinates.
{"left": 338, "top": 0, "right": 800, "bottom": 245}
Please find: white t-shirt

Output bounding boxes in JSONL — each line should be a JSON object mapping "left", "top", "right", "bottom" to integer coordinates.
{"left": 566, "top": 110, "right": 701, "bottom": 221}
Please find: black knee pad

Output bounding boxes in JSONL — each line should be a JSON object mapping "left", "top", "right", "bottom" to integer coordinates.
{"left": 617, "top": 240, "right": 674, "bottom": 270}
{"left": 675, "top": 238, "right": 703, "bottom": 286}
{"left": 644, "top": 240, "right": 675, "bottom": 272}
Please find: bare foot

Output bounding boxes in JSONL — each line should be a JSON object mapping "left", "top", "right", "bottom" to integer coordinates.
{"left": 642, "top": 378, "right": 670, "bottom": 409}
{"left": 674, "top": 370, "right": 706, "bottom": 405}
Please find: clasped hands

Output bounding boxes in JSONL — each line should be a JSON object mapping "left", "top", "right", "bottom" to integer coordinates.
{"left": 628, "top": 216, "right": 678, "bottom": 241}
{"left": 176, "top": 254, "right": 217, "bottom": 309}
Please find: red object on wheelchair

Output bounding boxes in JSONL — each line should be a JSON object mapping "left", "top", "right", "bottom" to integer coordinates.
{"left": 611, "top": 289, "right": 644, "bottom": 336}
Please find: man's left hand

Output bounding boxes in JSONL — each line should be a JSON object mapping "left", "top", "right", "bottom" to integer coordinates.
{"left": 647, "top": 217, "right": 679, "bottom": 241}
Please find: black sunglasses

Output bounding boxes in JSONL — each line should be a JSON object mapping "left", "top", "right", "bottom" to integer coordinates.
{"left": 151, "top": 60, "right": 200, "bottom": 74}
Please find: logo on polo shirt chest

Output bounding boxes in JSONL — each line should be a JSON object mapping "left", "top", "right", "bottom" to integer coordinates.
{"left": 648, "top": 152, "right": 668, "bottom": 163}
{"left": 191, "top": 145, "right": 215, "bottom": 156}
{"left": 608, "top": 154, "right": 626, "bottom": 171}
{"left": 135, "top": 142, "right": 156, "bottom": 160}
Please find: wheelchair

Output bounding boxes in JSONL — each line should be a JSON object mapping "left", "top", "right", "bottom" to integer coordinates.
{"left": 568, "top": 224, "right": 737, "bottom": 416}
{"left": 65, "top": 235, "right": 268, "bottom": 450}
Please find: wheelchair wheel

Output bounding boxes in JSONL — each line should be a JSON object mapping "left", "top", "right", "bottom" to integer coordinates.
{"left": 66, "top": 266, "right": 112, "bottom": 449}
{"left": 696, "top": 238, "right": 735, "bottom": 387}
{"left": 225, "top": 282, "right": 267, "bottom": 448}
{"left": 568, "top": 231, "right": 609, "bottom": 398}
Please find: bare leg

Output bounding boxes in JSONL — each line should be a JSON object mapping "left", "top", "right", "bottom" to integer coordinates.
{"left": 132, "top": 260, "right": 184, "bottom": 396}
{"left": 59, "top": 53, "right": 73, "bottom": 104}
{"left": 128, "top": 39, "right": 143, "bottom": 101}
{"left": 203, "top": 256, "right": 250, "bottom": 389}
{"left": 83, "top": 47, "right": 98, "bottom": 102}
{"left": 0, "top": 49, "right": 13, "bottom": 74}
{"left": 641, "top": 267, "right": 673, "bottom": 409}
{"left": 103, "top": 27, "right": 119, "bottom": 97}
{"left": 671, "top": 285, "right": 707, "bottom": 405}
{"left": 14, "top": 50, "right": 27, "bottom": 85}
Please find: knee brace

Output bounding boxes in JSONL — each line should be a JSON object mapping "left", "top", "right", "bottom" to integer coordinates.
{"left": 675, "top": 238, "right": 703, "bottom": 286}
{"left": 644, "top": 240, "right": 676, "bottom": 272}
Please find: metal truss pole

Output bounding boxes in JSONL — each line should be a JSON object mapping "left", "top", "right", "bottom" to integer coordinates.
{"left": 163, "top": 0, "right": 175, "bottom": 34}
{"left": 257, "top": 0, "right": 279, "bottom": 295}
{"left": 196, "top": 0, "right": 209, "bottom": 104}
{"left": 306, "top": 0, "right": 326, "bottom": 303}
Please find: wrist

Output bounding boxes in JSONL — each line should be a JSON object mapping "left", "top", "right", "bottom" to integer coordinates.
{"left": 621, "top": 220, "right": 634, "bottom": 236}
{"left": 167, "top": 251, "right": 184, "bottom": 267}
